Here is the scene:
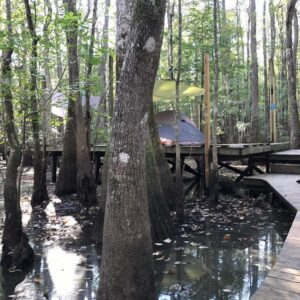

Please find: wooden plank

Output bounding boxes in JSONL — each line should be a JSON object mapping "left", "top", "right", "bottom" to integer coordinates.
{"left": 252, "top": 285, "right": 300, "bottom": 300}
{"left": 245, "top": 174, "right": 300, "bottom": 212}
{"left": 269, "top": 270, "right": 300, "bottom": 284}
{"left": 263, "top": 276, "right": 300, "bottom": 294}
{"left": 271, "top": 164, "right": 300, "bottom": 175}
{"left": 272, "top": 265, "right": 300, "bottom": 276}
{"left": 270, "top": 149, "right": 300, "bottom": 162}
{"left": 270, "top": 142, "right": 290, "bottom": 152}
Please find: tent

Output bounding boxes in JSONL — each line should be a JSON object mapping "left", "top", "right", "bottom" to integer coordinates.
{"left": 155, "top": 110, "right": 205, "bottom": 145}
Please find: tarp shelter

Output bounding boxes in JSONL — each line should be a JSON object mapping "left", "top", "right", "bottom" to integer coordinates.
{"left": 155, "top": 110, "right": 205, "bottom": 145}
{"left": 153, "top": 80, "right": 204, "bottom": 101}
{"left": 51, "top": 80, "right": 204, "bottom": 118}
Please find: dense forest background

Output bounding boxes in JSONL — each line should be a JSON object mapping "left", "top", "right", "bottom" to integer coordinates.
{"left": 0, "top": 0, "right": 299, "bottom": 148}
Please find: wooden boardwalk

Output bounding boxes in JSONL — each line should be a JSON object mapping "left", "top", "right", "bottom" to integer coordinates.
{"left": 246, "top": 172, "right": 300, "bottom": 299}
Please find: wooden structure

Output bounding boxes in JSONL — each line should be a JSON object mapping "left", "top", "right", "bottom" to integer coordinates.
{"left": 47, "top": 142, "right": 290, "bottom": 184}
{"left": 245, "top": 149, "right": 300, "bottom": 299}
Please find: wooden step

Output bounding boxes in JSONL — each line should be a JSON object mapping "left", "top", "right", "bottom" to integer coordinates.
{"left": 270, "top": 163, "right": 300, "bottom": 175}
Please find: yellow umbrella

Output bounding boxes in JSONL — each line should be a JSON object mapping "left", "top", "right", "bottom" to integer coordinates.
{"left": 153, "top": 79, "right": 204, "bottom": 101}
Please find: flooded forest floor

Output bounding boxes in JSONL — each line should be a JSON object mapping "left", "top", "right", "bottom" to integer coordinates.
{"left": 0, "top": 162, "right": 295, "bottom": 300}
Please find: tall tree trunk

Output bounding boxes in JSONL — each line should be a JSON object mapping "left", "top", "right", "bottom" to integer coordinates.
{"left": 24, "top": 0, "right": 49, "bottom": 207}
{"left": 55, "top": 4, "right": 78, "bottom": 195}
{"left": 78, "top": 0, "right": 91, "bottom": 66}
{"left": 175, "top": 0, "right": 184, "bottom": 222}
{"left": 246, "top": 2, "right": 251, "bottom": 127}
{"left": 236, "top": 0, "right": 242, "bottom": 119}
{"left": 99, "top": 1, "right": 166, "bottom": 298}
{"left": 1, "top": 0, "right": 33, "bottom": 269}
{"left": 278, "top": 4, "right": 289, "bottom": 139}
{"left": 54, "top": 0, "right": 63, "bottom": 81}
{"left": 250, "top": 0, "right": 260, "bottom": 142}
{"left": 85, "top": 0, "right": 98, "bottom": 149}
{"left": 108, "top": 54, "right": 114, "bottom": 120}
{"left": 293, "top": 9, "right": 298, "bottom": 81}
{"left": 286, "top": 0, "right": 300, "bottom": 148}
{"left": 96, "top": 0, "right": 111, "bottom": 140}
{"left": 167, "top": 0, "right": 175, "bottom": 80}
{"left": 42, "top": 0, "right": 53, "bottom": 141}
{"left": 211, "top": 0, "right": 219, "bottom": 205}
{"left": 64, "top": 0, "right": 97, "bottom": 205}
{"left": 93, "top": 0, "right": 175, "bottom": 243}
{"left": 221, "top": 0, "right": 235, "bottom": 143}
{"left": 269, "top": 0, "right": 276, "bottom": 141}
{"left": 146, "top": 106, "right": 174, "bottom": 241}
{"left": 263, "top": 0, "right": 269, "bottom": 142}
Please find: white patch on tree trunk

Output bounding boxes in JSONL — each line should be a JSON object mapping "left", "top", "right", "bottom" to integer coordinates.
{"left": 141, "top": 112, "right": 149, "bottom": 126}
{"left": 119, "top": 152, "right": 129, "bottom": 164}
{"left": 143, "top": 37, "right": 156, "bottom": 53}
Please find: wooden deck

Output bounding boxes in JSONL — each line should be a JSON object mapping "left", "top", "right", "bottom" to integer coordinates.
{"left": 47, "top": 142, "right": 290, "bottom": 159}
{"left": 46, "top": 142, "right": 291, "bottom": 183}
{"left": 245, "top": 173, "right": 300, "bottom": 299}
{"left": 269, "top": 149, "right": 300, "bottom": 163}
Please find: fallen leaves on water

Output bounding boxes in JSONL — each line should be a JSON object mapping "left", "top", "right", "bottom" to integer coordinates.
{"left": 163, "top": 269, "right": 175, "bottom": 275}
{"left": 33, "top": 276, "right": 43, "bottom": 284}
{"left": 174, "top": 261, "right": 188, "bottom": 265}
{"left": 163, "top": 238, "right": 172, "bottom": 243}
{"left": 223, "top": 234, "right": 231, "bottom": 241}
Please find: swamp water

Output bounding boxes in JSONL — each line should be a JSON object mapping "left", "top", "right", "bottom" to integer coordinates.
{"left": 0, "top": 171, "right": 295, "bottom": 300}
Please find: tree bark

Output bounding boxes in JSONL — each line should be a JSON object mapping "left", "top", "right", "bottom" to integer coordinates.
{"left": 269, "top": 0, "right": 276, "bottom": 142}
{"left": 286, "top": 0, "right": 300, "bottom": 148}
{"left": 93, "top": 0, "right": 175, "bottom": 243}
{"left": 108, "top": 55, "right": 114, "bottom": 120}
{"left": 55, "top": 2, "right": 78, "bottom": 195}
{"left": 99, "top": 1, "right": 166, "bottom": 298}
{"left": 63, "top": 0, "right": 97, "bottom": 205}
{"left": 293, "top": 8, "right": 298, "bottom": 81}
{"left": 167, "top": 0, "right": 175, "bottom": 80}
{"left": 54, "top": 0, "right": 63, "bottom": 81}
{"left": 250, "top": 0, "right": 260, "bottom": 142}
{"left": 278, "top": 4, "right": 289, "bottom": 138}
{"left": 246, "top": 2, "right": 251, "bottom": 128}
{"left": 236, "top": 0, "right": 242, "bottom": 119}
{"left": 24, "top": 0, "right": 49, "bottom": 207}
{"left": 175, "top": 0, "right": 184, "bottom": 222}
{"left": 42, "top": 0, "right": 53, "bottom": 141}
{"left": 211, "top": 0, "right": 219, "bottom": 205}
{"left": 93, "top": 0, "right": 111, "bottom": 144}
{"left": 263, "top": 0, "right": 269, "bottom": 142}
{"left": 1, "top": 0, "right": 33, "bottom": 269}
{"left": 85, "top": 0, "right": 98, "bottom": 150}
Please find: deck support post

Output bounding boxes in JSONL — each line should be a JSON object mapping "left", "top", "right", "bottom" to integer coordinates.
{"left": 95, "top": 154, "right": 101, "bottom": 184}
{"left": 51, "top": 153, "right": 58, "bottom": 183}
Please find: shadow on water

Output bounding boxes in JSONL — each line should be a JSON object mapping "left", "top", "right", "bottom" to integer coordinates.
{"left": 0, "top": 177, "right": 295, "bottom": 300}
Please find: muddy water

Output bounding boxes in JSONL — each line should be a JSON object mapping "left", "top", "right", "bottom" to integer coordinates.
{"left": 0, "top": 173, "right": 294, "bottom": 300}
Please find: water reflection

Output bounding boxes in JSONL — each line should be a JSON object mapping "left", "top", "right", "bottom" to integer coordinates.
{"left": 47, "top": 247, "right": 86, "bottom": 299}
{"left": 0, "top": 184, "right": 294, "bottom": 300}
{"left": 156, "top": 210, "right": 291, "bottom": 300}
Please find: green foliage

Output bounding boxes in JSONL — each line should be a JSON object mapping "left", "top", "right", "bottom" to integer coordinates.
{"left": 0, "top": 0, "right": 296, "bottom": 146}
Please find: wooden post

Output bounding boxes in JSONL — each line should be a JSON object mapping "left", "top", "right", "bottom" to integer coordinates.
{"left": 51, "top": 153, "right": 57, "bottom": 183}
{"left": 204, "top": 54, "right": 211, "bottom": 189}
